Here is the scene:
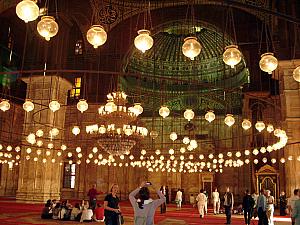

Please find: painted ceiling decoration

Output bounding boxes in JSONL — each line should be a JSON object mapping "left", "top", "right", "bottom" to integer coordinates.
{"left": 122, "top": 21, "right": 249, "bottom": 113}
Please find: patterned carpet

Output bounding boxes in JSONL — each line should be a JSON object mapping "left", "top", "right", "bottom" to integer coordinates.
{"left": 0, "top": 199, "right": 291, "bottom": 225}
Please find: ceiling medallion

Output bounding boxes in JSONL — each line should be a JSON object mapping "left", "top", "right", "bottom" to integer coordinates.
{"left": 99, "top": 5, "right": 118, "bottom": 25}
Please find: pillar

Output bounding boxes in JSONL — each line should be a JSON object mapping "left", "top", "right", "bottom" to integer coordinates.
{"left": 277, "top": 59, "right": 300, "bottom": 195}
{"left": 16, "top": 75, "right": 72, "bottom": 202}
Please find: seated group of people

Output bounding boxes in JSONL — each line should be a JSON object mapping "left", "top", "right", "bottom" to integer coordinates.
{"left": 41, "top": 199, "right": 104, "bottom": 222}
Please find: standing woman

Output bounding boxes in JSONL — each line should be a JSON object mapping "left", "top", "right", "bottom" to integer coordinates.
{"left": 160, "top": 186, "right": 167, "bottom": 214}
{"left": 266, "top": 190, "right": 275, "bottom": 225}
{"left": 196, "top": 189, "right": 207, "bottom": 218}
{"left": 129, "top": 181, "right": 166, "bottom": 225}
{"left": 104, "top": 184, "right": 121, "bottom": 225}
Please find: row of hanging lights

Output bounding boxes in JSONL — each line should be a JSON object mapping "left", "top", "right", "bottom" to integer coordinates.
{"left": 0, "top": 98, "right": 88, "bottom": 114}
{"left": 16, "top": 0, "right": 106, "bottom": 46}
{"left": 157, "top": 105, "right": 284, "bottom": 135}
{"left": 15, "top": 0, "right": 297, "bottom": 76}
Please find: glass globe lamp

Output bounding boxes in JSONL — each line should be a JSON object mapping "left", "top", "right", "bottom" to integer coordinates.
{"left": 23, "top": 99, "right": 34, "bottom": 112}
{"left": 133, "top": 103, "right": 143, "bottom": 115}
{"left": 26, "top": 133, "right": 36, "bottom": 144}
{"left": 149, "top": 130, "right": 158, "bottom": 139}
{"left": 182, "top": 136, "right": 190, "bottom": 145}
{"left": 293, "top": 66, "right": 300, "bottom": 82}
{"left": 267, "top": 124, "right": 274, "bottom": 133}
{"left": 16, "top": 0, "right": 39, "bottom": 23}
{"left": 134, "top": 29, "right": 153, "bottom": 53}
{"left": 224, "top": 114, "right": 235, "bottom": 127}
{"left": 273, "top": 128, "right": 281, "bottom": 137}
{"left": 87, "top": 25, "right": 107, "bottom": 48}
{"left": 49, "top": 100, "right": 60, "bottom": 112}
{"left": 182, "top": 37, "right": 202, "bottom": 60}
{"left": 205, "top": 110, "right": 215, "bottom": 123}
{"left": 170, "top": 132, "right": 178, "bottom": 141}
{"left": 255, "top": 121, "right": 265, "bottom": 132}
{"left": 259, "top": 52, "right": 278, "bottom": 74}
{"left": 184, "top": 109, "right": 194, "bottom": 121}
{"left": 37, "top": 16, "right": 59, "bottom": 41}
{"left": 242, "top": 119, "right": 252, "bottom": 130}
{"left": 77, "top": 99, "right": 88, "bottom": 113}
{"left": 223, "top": 45, "right": 242, "bottom": 68}
{"left": 155, "top": 149, "right": 161, "bottom": 155}
{"left": 190, "top": 139, "right": 197, "bottom": 148}
{"left": 36, "top": 140, "right": 43, "bottom": 147}
{"left": 262, "top": 157, "right": 267, "bottom": 163}
{"left": 105, "top": 101, "right": 116, "bottom": 113}
{"left": 0, "top": 99, "right": 10, "bottom": 112}
{"left": 72, "top": 126, "right": 80, "bottom": 135}
{"left": 159, "top": 106, "right": 170, "bottom": 118}
{"left": 49, "top": 128, "right": 59, "bottom": 136}
{"left": 98, "top": 125, "right": 106, "bottom": 134}
{"left": 124, "top": 127, "right": 133, "bottom": 136}
{"left": 169, "top": 149, "right": 175, "bottom": 155}
{"left": 36, "top": 129, "right": 44, "bottom": 137}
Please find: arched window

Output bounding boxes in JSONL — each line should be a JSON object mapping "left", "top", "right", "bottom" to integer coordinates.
{"left": 75, "top": 40, "right": 83, "bottom": 55}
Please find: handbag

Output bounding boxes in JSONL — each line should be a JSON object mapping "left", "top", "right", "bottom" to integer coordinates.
{"left": 119, "top": 214, "right": 124, "bottom": 224}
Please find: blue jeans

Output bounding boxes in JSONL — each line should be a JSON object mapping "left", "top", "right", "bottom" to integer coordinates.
{"left": 225, "top": 206, "right": 232, "bottom": 224}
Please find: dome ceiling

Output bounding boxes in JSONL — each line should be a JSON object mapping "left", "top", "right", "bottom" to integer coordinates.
{"left": 121, "top": 21, "right": 249, "bottom": 114}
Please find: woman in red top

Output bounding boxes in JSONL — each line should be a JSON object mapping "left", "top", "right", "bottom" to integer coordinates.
{"left": 94, "top": 203, "right": 105, "bottom": 222}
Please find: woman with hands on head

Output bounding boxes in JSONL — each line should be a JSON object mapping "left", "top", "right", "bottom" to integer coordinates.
{"left": 103, "top": 184, "right": 121, "bottom": 225}
{"left": 129, "top": 181, "right": 166, "bottom": 225}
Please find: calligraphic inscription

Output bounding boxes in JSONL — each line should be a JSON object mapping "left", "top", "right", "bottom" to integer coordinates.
{"left": 99, "top": 5, "right": 118, "bottom": 25}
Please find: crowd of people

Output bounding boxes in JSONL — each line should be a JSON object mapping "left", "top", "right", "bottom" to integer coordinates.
{"left": 40, "top": 183, "right": 300, "bottom": 225}
{"left": 41, "top": 199, "right": 105, "bottom": 222}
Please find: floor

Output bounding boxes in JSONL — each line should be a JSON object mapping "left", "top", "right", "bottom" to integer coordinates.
{"left": 0, "top": 199, "right": 292, "bottom": 225}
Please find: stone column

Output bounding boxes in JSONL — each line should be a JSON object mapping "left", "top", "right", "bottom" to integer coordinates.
{"left": 16, "top": 75, "right": 72, "bottom": 202}
{"left": 276, "top": 59, "right": 300, "bottom": 194}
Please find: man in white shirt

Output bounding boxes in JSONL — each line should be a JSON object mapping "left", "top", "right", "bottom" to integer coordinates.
{"left": 287, "top": 189, "right": 299, "bottom": 225}
{"left": 175, "top": 189, "right": 183, "bottom": 210}
{"left": 196, "top": 189, "right": 207, "bottom": 218}
{"left": 212, "top": 187, "right": 220, "bottom": 214}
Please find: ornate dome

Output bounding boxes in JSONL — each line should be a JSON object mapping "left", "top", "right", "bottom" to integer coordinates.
{"left": 122, "top": 21, "right": 249, "bottom": 114}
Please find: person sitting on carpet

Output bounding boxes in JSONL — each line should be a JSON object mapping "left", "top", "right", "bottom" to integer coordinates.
{"left": 60, "top": 200, "right": 72, "bottom": 220}
{"left": 94, "top": 203, "right": 105, "bottom": 222}
{"left": 52, "top": 202, "right": 61, "bottom": 219}
{"left": 129, "top": 181, "right": 166, "bottom": 225}
{"left": 41, "top": 201, "right": 53, "bottom": 219}
{"left": 70, "top": 203, "right": 81, "bottom": 221}
{"left": 80, "top": 201, "right": 93, "bottom": 222}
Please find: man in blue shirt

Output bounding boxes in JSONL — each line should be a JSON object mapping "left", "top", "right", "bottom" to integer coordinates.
{"left": 257, "top": 189, "right": 268, "bottom": 225}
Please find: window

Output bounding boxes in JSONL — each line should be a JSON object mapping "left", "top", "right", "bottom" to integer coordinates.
{"left": 70, "top": 77, "right": 81, "bottom": 98}
{"left": 63, "top": 163, "right": 76, "bottom": 189}
{"left": 75, "top": 40, "right": 83, "bottom": 55}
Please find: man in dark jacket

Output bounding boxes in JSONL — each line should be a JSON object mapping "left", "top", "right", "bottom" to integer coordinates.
{"left": 243, "top": 189, "right": 255, "bottom": 225}
{"left": 224, "top": 187, "right": 234, "bottom": 225}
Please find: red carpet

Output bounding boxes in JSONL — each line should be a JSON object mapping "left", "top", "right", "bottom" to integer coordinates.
{"left": 0, "top": 199, "right": 261, "bottom": 224}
